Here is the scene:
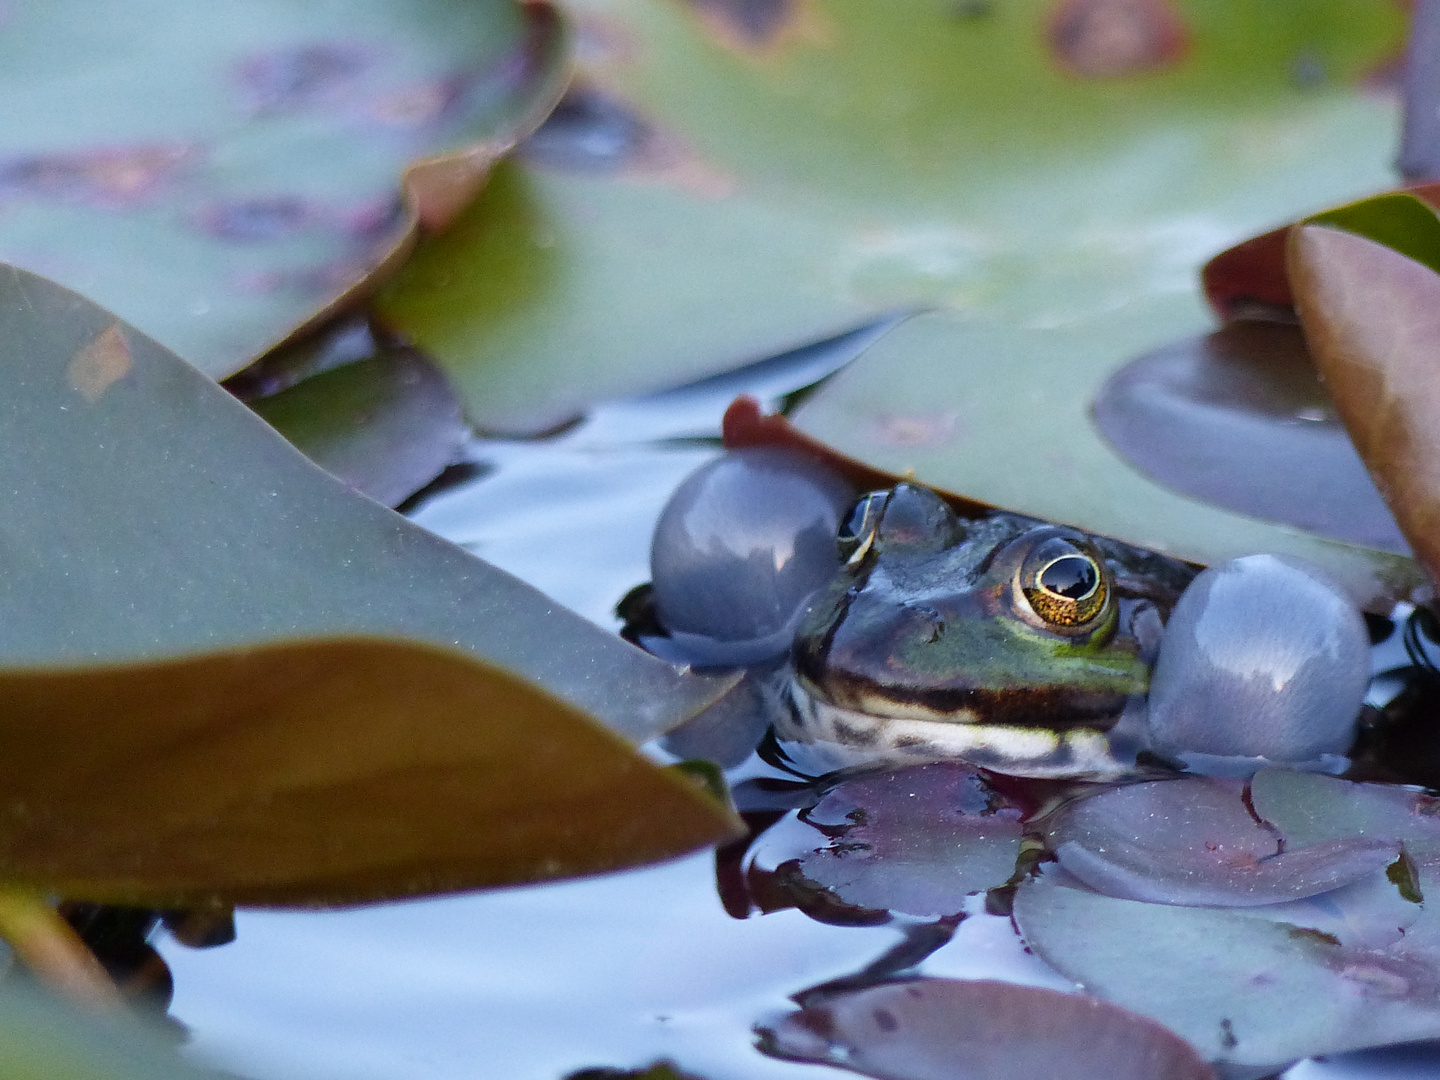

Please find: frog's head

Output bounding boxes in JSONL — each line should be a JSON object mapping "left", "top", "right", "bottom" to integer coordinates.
{"left": 785, "top": 484, "right": 1156, "bottom": 775}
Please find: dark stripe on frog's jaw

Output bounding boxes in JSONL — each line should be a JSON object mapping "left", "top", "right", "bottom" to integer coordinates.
{"left": 791, "top": 670, "right": 1136, "bottom": 731}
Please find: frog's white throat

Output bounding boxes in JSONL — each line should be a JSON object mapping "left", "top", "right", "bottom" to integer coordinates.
{"left": 777, "top": 678, "right": 1132, "bottom": 779}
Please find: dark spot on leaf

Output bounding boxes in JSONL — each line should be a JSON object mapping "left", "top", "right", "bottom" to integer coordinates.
{"left": 1287, "top": 926, "right": 1342, "bottom": 948}
{"left": 0, "top": 145, "right": 191, "bottom": 208}
{"left": 370, "top": 76, "right": 467, "bottom": 128}
{"left": 871, "top": 1008, "right": 898, "bottom": 1033}
{"left": 686, "top": 0, "right": 796, "bottom": 48}
{"left": 950, "top": 0, "right": 994, "bottom": 19}
{"left": 1290, "top": 50, "right": 1327, "bottom": 89}
{"left": 1219, "top": 1018, "right": 1237, "bottom": 1050}
{"left": 522, "top": 85, "right": 656, "bottom": 173}
{"left": 236, "top": 43, "right": 372, "bottom": 113}
{"left": 1046, "top": 0, "right": 1188, "bottom": 79}
{"left": 192, "top": 197, "right": 313, "bottom": 242}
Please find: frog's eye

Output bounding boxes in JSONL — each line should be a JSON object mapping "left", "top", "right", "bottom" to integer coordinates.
{"left": 1018, "top": 536, "right": 1108, "bottom": 627}
{"left": 838, "top": 491, "right": 888, "bottom": 564}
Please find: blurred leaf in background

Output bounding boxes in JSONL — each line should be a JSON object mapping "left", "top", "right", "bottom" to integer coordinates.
{"left": 0, "top": 0, "right": 568, "bottom": 380}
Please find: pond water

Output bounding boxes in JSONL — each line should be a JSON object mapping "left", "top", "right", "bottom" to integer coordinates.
{"left": 159, "top": 333, "right": 1440, "bottom": 1080}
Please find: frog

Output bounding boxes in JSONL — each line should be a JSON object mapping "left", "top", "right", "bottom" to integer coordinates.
{"left": 772, "top": 482, "right": 1199, "bottom": 778}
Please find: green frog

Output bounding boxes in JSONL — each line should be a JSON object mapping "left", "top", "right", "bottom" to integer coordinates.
{"left": 774, "top": 483, "right": 1198, "bottom": 778}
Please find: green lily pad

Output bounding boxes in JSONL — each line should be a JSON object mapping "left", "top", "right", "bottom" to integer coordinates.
{"left": 791, "top": 311, "right": 1425, "bottom": 608}
{"left": 0, "top": 263, "right": 744, "bottom": 904}
{"left": 0, "top": 0, "right": 567, "bottom": 380}
{"left": 376, "top": 0, "right": 1404, "bottom": 433}
{"left": 0, "top": 263, "right": 732, "bottom": 742}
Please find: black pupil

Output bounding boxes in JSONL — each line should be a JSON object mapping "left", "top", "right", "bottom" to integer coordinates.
{"left": 1039, "top": 554, "right": 1097, "bottom": 599}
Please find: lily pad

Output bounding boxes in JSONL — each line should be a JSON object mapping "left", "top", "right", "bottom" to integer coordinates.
{"left": 1049, "top": 775, "right": 1398, "bottom": 906}
{"left": 0, "top": 638, "right": 738, "bottom": 907}
{"left": 1288, "top": 202, "right": 1440, "bottom": 587}
{"left": 790, "top": 764, "right": 1024, "bottom": 918}
{"left": 0, "top": 0, "right": 567, "bottom": 379}
{"left": 790, "top": 312, "right": 1425, "bottom": 608}
{"left": 377, "top": 0, "right": 1405, "bottom": 434}
{"left": 0, "top": 263, "right": 732, "bottom": 743}
{"left": 757, "top": 977, "right": 1217, "bottom": 1080}
{"left": 247, "top": 344, "right": 467, "bottom": 507}
{"left": 1013, "top": 875, "right": 1440, "bottom": 1066}
{"left": 1091, "top": 321, "right": 1408, "bottom": 553}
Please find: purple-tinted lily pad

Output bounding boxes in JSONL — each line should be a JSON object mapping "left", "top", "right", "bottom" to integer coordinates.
{"left": 1013, "top": 876, "right": 1440, "bottom": 1066}
{"left": 1050, "top": 776, "right": 1399, "bottom": 906}
{"left": 757, "top": 977, "right": 1216, "bottom": 1080}
{"left": 790, "top": 764, "right": 1023, "bottom": 918}
{"left": 1251, "top": 768, "right": 1440, "bottom": 877}
{"left": 1092, "top": 321, "right": 1408, "bottom": 554}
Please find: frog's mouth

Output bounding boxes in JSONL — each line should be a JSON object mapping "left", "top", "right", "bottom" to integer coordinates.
{"left": 779, "top": 676, "right": 1133, "bottom": 779}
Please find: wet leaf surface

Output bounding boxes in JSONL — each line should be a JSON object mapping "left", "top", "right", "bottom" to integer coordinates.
{"left": 0, "top": 638, "right": 739, "bottom": 907}
{"left": 0, "top": 264, "right": 734, "bottom": 744}
{"left": 248, "top": 346, "right": 467, "bottom": 507}
{"left": 0, "top": 0, "right": 567, "bottom": 380}
{"left": 1091, "top": 321, "right": 1408, "bottom": 553}
{"left": 377, "top": 0, "right": 1405, "bottom": 432}
{"left": 1288, "top": 207, "right": 1440, "bottom": 587}
{"left": 1013, "top": 874, "right": 1440, "bottom": 1067}
{"left": 758, "top": 977, "right": 1217, "bottom": 1080}
{"left": 1049, "top": 776, "right": 1398, "bottom": 906}
{"left": 790, "top": 764, "right": 1023, "bottom": 918}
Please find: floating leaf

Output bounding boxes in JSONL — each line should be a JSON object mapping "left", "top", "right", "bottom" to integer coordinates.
{"left": 0, "top": 0, "right": 568, "bottom": 379}
{"left": 1091, "top": 321, "right": 1408, "bottom": 552}
{"left": 790, "top": 764, "right": 1023, "bottom": 918}
{"left": 1287, "top": 202, "right": 1440, "bottom": 585}
{"left": 248, "top": 345, "right": 466, "bottom": 507}
{"left": 0, "top": 638, "right": 738, "bottom": 907}
{"left": 0, "top": 264, "right": 732, "bottom": 743}
{"left": 1049, "top": 776, "right": 1397, "bottom": 906}
{"left": 758, "top": 977, "right": 1217, "bottom": 1080}
{"left": 1250, "top": 768, "right": 1440, "bottom": 873}
{"left": 1013, "top": 875, "right": 1440, "bottom": 1066}
{"left": 376, "top": 0, "right": 1404, "bottom": 432}
{"left": 1203, "top": 184, "right": 1440, "bottom": 318}
{"left": 786, "top": 311, "right": 1423, "bottom": 607}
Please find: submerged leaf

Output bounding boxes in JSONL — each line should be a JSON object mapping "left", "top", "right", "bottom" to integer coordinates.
{"left": 1091, "top": 321, "right": 1407, "bottom": 552}
{"left": 0, "top": 264, "right": 732, "bottom": 743}
{"left": 0, "top": 638, "right": 740, "bottom": 907}
{"left": 0, "top": 0, "right": 568, "bottom": 379}
{"left": 248, "top": 346, "right": 467, "bottom": 507}
{"left": 1288, "top": 213, "right": 1440, "bottom": 585}
{"left": 758, "top": 977, "right": 1217, "bottom": 1080}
